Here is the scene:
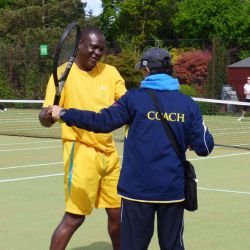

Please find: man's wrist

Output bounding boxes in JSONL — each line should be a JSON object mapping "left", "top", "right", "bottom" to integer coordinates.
{"left": 59, "top": 109, "right": 67, "bottom": 121}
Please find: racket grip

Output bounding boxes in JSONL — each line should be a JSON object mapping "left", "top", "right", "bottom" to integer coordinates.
{"left": 54, "top": 95, "right": 60, "bottom": 105}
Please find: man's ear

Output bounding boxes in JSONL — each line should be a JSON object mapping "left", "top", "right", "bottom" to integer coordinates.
{"left": 78, "top": 40, "right": 83, "bottom": 49}
{"left": 142, "top": 67, "right": 150, "bottom": 77}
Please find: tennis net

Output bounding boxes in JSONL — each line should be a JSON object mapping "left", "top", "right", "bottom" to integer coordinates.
{"left": 193, "top": 97, "right": 250, "bottom": 150}
{"left": 0, "top": 99, "right": 125, "bottom": 141}
{"left": 1, "top": 98, "right": 250, "bottom": 149}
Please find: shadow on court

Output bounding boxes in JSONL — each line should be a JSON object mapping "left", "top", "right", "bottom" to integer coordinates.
{"left": 71, "top": 241, "right": 112, "bottom": 250}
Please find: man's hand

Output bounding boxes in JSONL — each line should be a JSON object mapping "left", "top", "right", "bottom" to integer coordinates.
{"left": 38, "top": 106, "right": 56, "bottom": 127}
{"left": 51, "top": 105, "right": 64, "bottom": 120}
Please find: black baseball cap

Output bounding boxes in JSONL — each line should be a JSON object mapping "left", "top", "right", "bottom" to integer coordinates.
{"left": 135, "top": 47, "right": 172, "bottom": 70}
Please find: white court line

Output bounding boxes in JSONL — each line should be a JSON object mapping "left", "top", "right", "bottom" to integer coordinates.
{"left": 0, "top": 173, "right": 64, "bottom": 183}
{"left": 0, "top": 119, "right": 40, "bottom": 123}
{"left": 0, "top": 127, "right": 59, "bottom": 132}
{"left": 0, "top": 145, "right": 62, "bottom": 152}
{"left": 198, "top": 187, "right": 250, "bottom": 195}
{"left": 0, "top": 173, "right": 249, "bottom": 195}
{"left": 213, "top": 130, "right": 250, "bottom": 135}
{"left": 114, "top": 150, "right": 250, "bottom": 161}
{"left": 0, "top": 140, "right": 60, "bottom": 146}
{"left": 1, "top": 151, "right": 249, "bottom": 170}
{"left": 215, "top": 143, "right": 250, "bottom": 148}
{"left": 1, "top": 149, "right": 250, "bottom": 195}
{"left": 0, "top": 162, "right": 63, "bottom": 170}
{"left": 189, "top": 151, "right": 250, "bottom": 161}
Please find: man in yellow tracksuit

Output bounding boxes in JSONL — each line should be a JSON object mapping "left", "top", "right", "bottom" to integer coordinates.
{"left": 39, "top": 26, "right": 126, "bottom": 250}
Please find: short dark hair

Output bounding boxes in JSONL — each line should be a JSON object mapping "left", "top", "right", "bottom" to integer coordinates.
{"left": 81, "top": 26, "right": 105, "bottom": 40}
{"left": 149, "top": 56, "right": 173, "bottom": 75}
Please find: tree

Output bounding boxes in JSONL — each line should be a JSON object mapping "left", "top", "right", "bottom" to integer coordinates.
{"left": 105, "top": 49, "right": 142, "bottom": 89}
{"left": 173, "top": 0, "right": 250, "bottom": 48}
{"left": 0, "top": 0, "right": 13, "bottom": 8}
{"left": 179, "top": 84, "right": 198, "bottom": 97}
{"left": 174, "top": 50, "right": 212, "bottom": 96}
{"left": 99, "top": 0, "right": 118, "bottom": 40}
{"left": 207, "top": 38, "right": 230, "bottom": 99}
{"left": 101, "top": 0, "right": 179, "bottom": 50}
{"left": 0, "top": 0, "right": 86, "bottom": 99}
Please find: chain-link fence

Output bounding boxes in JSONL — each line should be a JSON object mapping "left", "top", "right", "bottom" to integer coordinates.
{"left": 0, "top": 38, "right": 250, "bottom": 100}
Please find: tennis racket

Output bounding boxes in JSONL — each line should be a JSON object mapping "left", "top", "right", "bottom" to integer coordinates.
{"left": 53, "top": 22, "right": 81, "bottom": 105}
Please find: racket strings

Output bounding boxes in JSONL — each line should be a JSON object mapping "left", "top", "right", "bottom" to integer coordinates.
{"left": 56, "top": 28, "right": 79, "bottom": 80}
{"left": 53, "top": 22, "right": 81, "bottom": 105}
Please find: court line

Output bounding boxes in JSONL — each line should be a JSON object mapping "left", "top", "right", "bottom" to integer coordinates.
{"left": 1, "top": 151, "right": 250, "bottom": 170}
{"left": 0, "top": 174, "right": 249, "bottom": 195}
{"left": 0, "top": 119, "right": 42, "bottom": 122}
{"left": 215, "top": 143, "right": 250, "bottom": 148}
{"left": 0, "top": 173, "right": 64, "bottom": 183}
{"left": 1, "top": 149, "right": 250, "bottom": 196}
{"left": 0, "top": 162, "right": 63, "bottom": 170}
{"left": 1, "top": 145, "right": 249, "bottom": 156}
{"left": 189, "top": 151, "right": 250, "bottom": 161}
{"left": 198, "top": 187, "right": 250, "bottom": 195}
{"left": 99, "top": 151, "right": 250, "bottom": 161}
{"left": 0, "top": 140, "right": 60, "bottom": 146}
{"left": 0, "top": 145, "right": 62, "bottom": 152}
{"left": 0, "top": 127, "right": 60, "bottom": 132}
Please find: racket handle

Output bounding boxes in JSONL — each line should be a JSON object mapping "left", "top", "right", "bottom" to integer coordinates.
{"left": 54, "top": 95, "right": 60, "bottom": 105}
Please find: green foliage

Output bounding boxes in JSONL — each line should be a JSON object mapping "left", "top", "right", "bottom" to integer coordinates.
{"left": 0, "top": 0, "right": 85, "bottom": 39}
{"left": 197, "top": 102, "right": 219, "bottom": 116}
{"left": 179, "top": 84, "right": 198, "bottom": 97}
{"left": 239, "top": 50, "right": 250, "bottom": 60}
{"left": 102, "top": 0, "right": 177, "bottom": 50}
{"left": 206, "top": 39, "right": 230, "bottom": 99}
{"left": 0, "top": 0, "right": 13, "bottom": 8}
{"left": 0, "top": 0, "right": 249, "bottom": 100}
{"left": 173, "top": 0, "right": 250, "bottom": 48}
{"left": 0, "top": 66, "right": 12, "bottom": 98}
{"left": 99, "top": 0, "right": 118, "bottom": 40}
{"left": 105, "top": 49, "right": 142, "bottom": 89}
{"left": 0, "top": 0, "right": 86, "bottom": 99}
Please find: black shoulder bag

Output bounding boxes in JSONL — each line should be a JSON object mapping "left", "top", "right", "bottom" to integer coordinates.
{"left": 146, "top": 89, "right": 198, "bottom": 211}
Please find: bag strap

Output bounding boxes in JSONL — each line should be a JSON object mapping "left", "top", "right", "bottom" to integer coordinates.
{"left": 145, "top": 89, "right": 185, "bottom": 165}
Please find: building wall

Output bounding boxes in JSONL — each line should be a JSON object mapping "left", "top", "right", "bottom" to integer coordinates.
{"left": 227, "top": 67, "right": 250, "bottom": 101}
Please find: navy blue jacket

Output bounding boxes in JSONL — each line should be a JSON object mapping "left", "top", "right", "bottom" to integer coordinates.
{"left": 61, "top": 88, "right": 214, "bottom": 202}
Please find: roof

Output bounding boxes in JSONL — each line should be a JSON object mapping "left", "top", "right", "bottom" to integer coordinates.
{"left": 227, "top": 57, "right": 250, "bottom": 68}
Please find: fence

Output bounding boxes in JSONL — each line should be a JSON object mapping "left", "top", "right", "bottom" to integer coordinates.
{"left": 0, "top": 38, "right": 250, "bottom": 100}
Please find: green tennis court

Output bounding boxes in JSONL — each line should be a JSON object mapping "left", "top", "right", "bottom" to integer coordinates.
{"left": 0, "top": 101, "right": 250, "bottom": 249}
{"left": 0, "top": 133, "right": 250, "bottom": 250}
